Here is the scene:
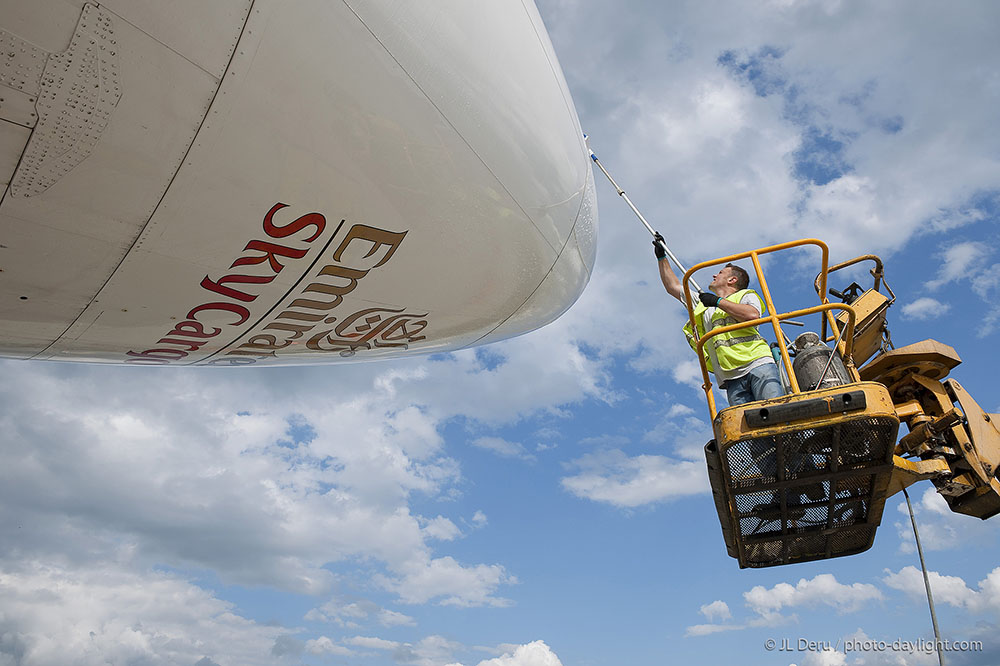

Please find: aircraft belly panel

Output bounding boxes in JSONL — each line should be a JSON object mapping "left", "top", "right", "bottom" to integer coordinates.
{"left": 9, "top": 3, "right": 122, "bottom": 198}
{"left": 97, "top": 0, "right": 252, "bottom": 79}
{"left": 0, "top": 122, "right": 31, "bottom": 187}
{"left": 0, "top": 6, "right": 227, "bottom": 356}
{"left": 343, "top": 0, "right": 589, "bottom": 254}
{"left": 471, "top": 221, "right": 592, "bottom": 347}
{"left": 0, "top": 0, "right": 84, "bottom": 54}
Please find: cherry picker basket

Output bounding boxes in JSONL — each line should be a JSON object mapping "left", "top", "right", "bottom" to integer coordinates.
{"left": 705, "top": 383, "right": 899, "bottom": 568}
{"left": 683, "top": 239, "right": 900, "bottom": 568}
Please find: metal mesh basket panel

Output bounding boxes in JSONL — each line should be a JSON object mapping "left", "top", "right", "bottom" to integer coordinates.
{"left": 722, "top": 416, "right": 896, "bottom": 567}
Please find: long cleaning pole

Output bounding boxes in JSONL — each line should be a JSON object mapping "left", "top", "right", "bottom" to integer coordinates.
{"left": 585, "top": 135, "right": 702, "bottom": 294}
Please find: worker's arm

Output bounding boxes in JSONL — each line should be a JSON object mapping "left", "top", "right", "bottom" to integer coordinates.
{"left": 653, "top": 233, "right": 684, "bottom": 303}
{"left": 714, "top": 297, "right": 761, "bottom": 323}
{"left": 657, "top": 256, "right": 684, "bottom": 303}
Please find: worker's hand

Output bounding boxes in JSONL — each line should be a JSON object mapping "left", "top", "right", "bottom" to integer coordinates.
{"left": 698, "top": 292, "right": 721, "bottom": 307}
{"left": 653, "top": 233, "right": 666, "bottom": 260}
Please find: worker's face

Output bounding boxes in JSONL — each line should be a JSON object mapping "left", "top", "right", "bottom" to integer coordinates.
{"left": 710, "top": 267, "right": 735, "bottom": 291}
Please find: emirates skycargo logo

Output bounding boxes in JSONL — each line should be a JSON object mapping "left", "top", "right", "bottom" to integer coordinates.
{"left": 124, "top": 203, "right": 428, "bottom": 365}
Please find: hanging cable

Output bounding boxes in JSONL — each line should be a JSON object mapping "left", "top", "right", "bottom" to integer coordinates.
{"left": 903, "top": 486, "right": 945, "bottom": 666}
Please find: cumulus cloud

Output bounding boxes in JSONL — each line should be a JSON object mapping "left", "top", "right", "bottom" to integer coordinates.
{"left": 304, "top": 636, "right": 353, "bottom": 656}
{"left": 925, "top": 242, "right": 992, "bottom": 291}
{"left": 901, "top": 297, "right": 951, "bottom": 320}
{"left": 346, "top": 634, "right": 462, "bottom": 666}
{"left": 745, "top": 574, "right": 883, "bottom": 618}
{"left": 883, "top": 566, "right": 1000, "bottom": 614}
{"left": 893, "top": 488, "right": 1000, "bottom": 554}
{"left": 700, "top": 600, "right": 732, "bottom": 622}
{"left": 338, "top": 637, "right": 563, "bottom": 666}
{"left": 346, "top": 635, "right": 401, "bottom": 650}
{"left": 687, "top": 573, "right": 883, "bottom": 636}
{"left": 0, "top": 563, "right": 288, "bottom": 666}
{"left": 379, "top": 609, "right": 417, "bottom": 627}
{"left": 0, "top": 359, "right": 521, "bottom": 610}
{"left": 375, "top": 556, "right": 516, "bottom": 607}
{"left": 908, "top": 241, "right": 1000, "bottom": 335}
{"left": 422, "top": 515, "right": 463, "bottom": 541}
{"left": 470, "top": 436, "right": 537, "bottom": 462}
{"left": 799, "top": 648, "right": 848, "bottom": 666}
{"left": 684, "top": 623, "right": 745, "bottom": 638}
{"left": 560, "top": 449, "right": 707, "bottom": 508}
{"left": 304, "top": 599, "right": 371, "bottom": 628}
{"left": 0, "top": 296, "right": 613, "bottom": 662}
{"left": 304, "top": 597, "right": 415, "bottom": 629}
{"left": 470, "top": 510, "right": 489, "bottom": 527}
{"left": 476, "top": 640, "right": 563, "bottom": 666}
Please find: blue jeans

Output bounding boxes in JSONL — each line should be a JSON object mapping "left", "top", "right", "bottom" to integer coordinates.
{"left": 725, "top": 362, "right": 784, "bottom": 406}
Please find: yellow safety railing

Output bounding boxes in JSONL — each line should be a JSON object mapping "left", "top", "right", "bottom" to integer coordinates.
{"left": 812, "top": 254, "right": 895, "bottom": 345}
{"left": 681, "top": 239, "right": 859, "bottom": 419}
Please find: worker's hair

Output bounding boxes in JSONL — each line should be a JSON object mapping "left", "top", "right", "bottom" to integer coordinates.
{"left": 724, "top": 263, "right": 750, "bottom": 290}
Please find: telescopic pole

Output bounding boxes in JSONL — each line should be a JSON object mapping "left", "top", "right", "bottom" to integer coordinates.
{"left": 585, "top": 135, "right": 702, "bottom": 294}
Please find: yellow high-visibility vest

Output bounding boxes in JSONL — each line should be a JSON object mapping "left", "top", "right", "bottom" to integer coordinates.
{"left": 683, "top": 289, "right": 771, "bottom": 374}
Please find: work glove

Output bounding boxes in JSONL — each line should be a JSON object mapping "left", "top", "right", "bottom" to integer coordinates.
{"left": 698, "top": 292, "right": 721, "bottom": 308}
{"left": 652, "top": 233, "right": 666, "bottom": 260}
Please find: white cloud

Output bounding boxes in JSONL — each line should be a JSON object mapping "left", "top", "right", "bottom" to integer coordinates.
{"left": 666, "top": 403, "right": 697, "bottom": 419}
{"left": 687, "top": 575, "right": 889, "bottom": 639}
{"left": 0, "top": 563, "right": 289, "bottom": 666}
{"left": 883, "top": 566, "right": 1000, "bottom": 614}
{"left": 893, "top": 488, "right": 999, "bottom": 554}
{"left": 900, "top": 297, "right": 951, "bottom": 320}
{"left": 476, "top": 640, "right": 563, "bottom": 666}
{"left": 379, "top": 609, "right": 417, "bottom": 627}
{"left": 398, "top": 635, "right": 463, "bottom": 666}
{"left": 346, "top": 635, "right": 401, "bottom": 650}
{"left": 304, "top": 636, "right": 353, "bottom": 656}
{"left": 303, "top": 598, "right": 371, "bottom": 627}
{"left": 925, "top": 242, "right": 992, "bottom": 291}
{"left": 910, "top": 242, "right": 999, "bottom": 335}
{"left": 800, "top": 648, "right": 848, "bottom": 666}
{"left": 376, "top": 556, "right": 515, "bottom": 607}
{"left": 700, "top": 600, "right": 732, "bottom": 622}
{"left": 684, "top": 623, "right": 745, "bottom": 637}
{"left": 0, "top": 360, "right": 518, "bottom": 609}
{"left": 641, "top": 405, "right": 714, "bottom": 459}
{"left": 343, "top": 634, "right": 465, "bottom": 666}
{"left": 408, "top": 332, "right": 612, "bottom": 426}
{"left": 0, "top": 321, "right": 605, "bottom": 661}
{"left": 471, "top": 436, "right": 536, "bottom": 461}
{"left": 422, "top": 515, "right": 463, "bottom": 541}
{"left": 560, "top": 449, "right": 707, "bottom": 508}
{"left": 744, "top": 574, "right": 883, "bottom": 617}
{"left": 303, "top": 597, "right": 415, "bottom": 629}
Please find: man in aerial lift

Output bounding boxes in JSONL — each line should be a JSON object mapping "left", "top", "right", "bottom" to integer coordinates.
{"left": 653, "top": 234, "right": 783, "bottom": 406}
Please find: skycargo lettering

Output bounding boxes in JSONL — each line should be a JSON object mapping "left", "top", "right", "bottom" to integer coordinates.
{"left": 124, "top": 204, "right": 427, "bottom": 366}
{"left": 205, "top": 225, "right": 428, "bottom": 365}
{"left": 123, "top": 203, "right": 327, "bottom": 365}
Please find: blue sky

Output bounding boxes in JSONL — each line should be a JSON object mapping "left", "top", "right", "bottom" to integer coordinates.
{"left": 3, "top": 1, "right": 1000, "bottom": 665}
